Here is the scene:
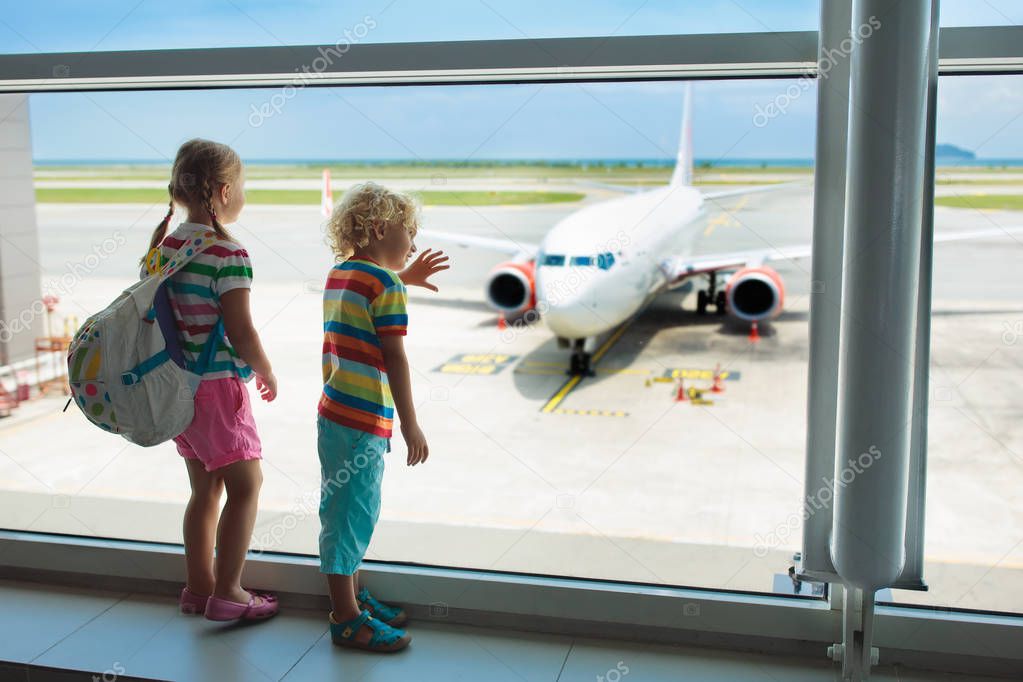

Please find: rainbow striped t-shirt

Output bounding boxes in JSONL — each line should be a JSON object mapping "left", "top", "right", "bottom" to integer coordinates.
{"left": 147, "top": 222, "right": 254, "bottom": 381}
{"left": 318, "top": 257, "right": 408, "bottom": 438}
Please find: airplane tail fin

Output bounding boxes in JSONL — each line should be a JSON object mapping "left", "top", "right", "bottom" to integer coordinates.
{"left": 669, "top": 83, "right": 693, "bottom": 187}
{"left": 320, "top": 168, "right": 334, "bottom": 218}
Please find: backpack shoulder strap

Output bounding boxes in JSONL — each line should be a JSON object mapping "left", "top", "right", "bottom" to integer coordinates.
{"left": 147, "top": 227, "right": 230, "bottom": 378}
{"left": 149, "top": 228, "right": 223, "bottom": 285}
{"left": 193, "top": 318, "right": 225, "bottom": 376}
{"left": 143, "top": 228, "right": 223, "bottom": 323}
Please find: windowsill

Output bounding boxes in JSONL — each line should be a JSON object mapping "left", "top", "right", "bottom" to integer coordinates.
{"left": 6, "top": 576, "right": 1015, "bottom": 682}
{"left": 1, "top": 529, "right": 1020, "bottom": 678}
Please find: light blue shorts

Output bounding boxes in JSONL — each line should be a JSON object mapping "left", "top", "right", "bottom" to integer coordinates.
{"left": 317, "top": 415, "right": 389, "bottom": 575}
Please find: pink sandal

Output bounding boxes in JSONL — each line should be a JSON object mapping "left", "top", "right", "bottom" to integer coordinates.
{"left": 204, "top": 589, "right": 279, "bottom": 622}
{"left": 179, "top": 586, "right": 210, "bottom": 615}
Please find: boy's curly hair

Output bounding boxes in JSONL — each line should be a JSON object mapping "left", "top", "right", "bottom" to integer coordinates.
{"left": 326, "top": 181, "right": 420, "bottom": 261}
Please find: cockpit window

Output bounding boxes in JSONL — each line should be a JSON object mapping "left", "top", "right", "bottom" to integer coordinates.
{"left": 541, "top": 253, "right": 615, "bottom": 268}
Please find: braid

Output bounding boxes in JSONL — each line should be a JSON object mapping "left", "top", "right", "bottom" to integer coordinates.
{"left": 201, "top": 178, "right": 231, "bottom": 242}
{"left": 141, "top": 184, "right": 175, "bottom": 265}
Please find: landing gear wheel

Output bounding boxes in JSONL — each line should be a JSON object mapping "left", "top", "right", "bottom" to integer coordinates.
{"left": 568, "top": 352, "right": 594, "bottom": 377}
{"left": 696, "top": 289, "right": 709, "bottom": 315}
{"left": 715, "top": 291, "right": 727, "bottom": 315}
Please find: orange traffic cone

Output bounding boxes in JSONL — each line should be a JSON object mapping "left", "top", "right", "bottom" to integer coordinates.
{"left": 498, "top": 313, "right": 507, "bottom": 331}
{"left": 675, "top": 379, "right": 687, "bottom": 402}
{"left": 748, "top": 321, "right": 760, "bottom": 343}
{"left": 711, "top": 363, "right": 725, "bottom": 393}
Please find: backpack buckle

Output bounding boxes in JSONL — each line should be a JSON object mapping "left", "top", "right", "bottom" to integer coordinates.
{"left": 120, "top": 372, "right": 140, "bottom": 386}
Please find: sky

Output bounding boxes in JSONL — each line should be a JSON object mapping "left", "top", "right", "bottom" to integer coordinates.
{"left": 5, "top": 1, "right": 1022, "bottom": 162}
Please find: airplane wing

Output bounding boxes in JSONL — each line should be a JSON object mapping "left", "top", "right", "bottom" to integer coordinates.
{"left": 661, "top": 243, "right": 811, "bottom": 281}
{"left": 701, "top": 180, "right": 809, "bottom": 202}
{"left": 662, "top": 226, "right": 1023, "bottom": 283}
{"left": 575, "top": 179, "right": 808, "bottom": 198}
{"left": 418, "top": 229, "right": 538, "bottom": 258}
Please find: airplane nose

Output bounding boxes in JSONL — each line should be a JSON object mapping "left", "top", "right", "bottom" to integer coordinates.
{"left": 543, "top": 304, "right": 607, "bottom": 339}
{"left": 536, "top": 268, "right": 607, "bottom": 338}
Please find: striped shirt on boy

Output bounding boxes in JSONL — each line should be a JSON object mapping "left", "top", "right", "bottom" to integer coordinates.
{"left": 318, "top": 257, "right": 408, "bottom": 438}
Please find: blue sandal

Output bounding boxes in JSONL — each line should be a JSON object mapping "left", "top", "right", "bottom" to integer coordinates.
{"left": 358, "top": 587, "right": 409, "bottom": 627}
{"left": 330, "top": 609, "right": 410, "bottom": 652}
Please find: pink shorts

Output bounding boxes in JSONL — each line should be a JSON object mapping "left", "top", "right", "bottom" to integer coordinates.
{"left": 173, "top": 377, "right": 263, "bottom": 472}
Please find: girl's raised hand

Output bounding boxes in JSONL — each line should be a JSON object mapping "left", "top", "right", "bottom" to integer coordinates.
{"left": 399, "top": 248, "right": 450, "bottom": 292}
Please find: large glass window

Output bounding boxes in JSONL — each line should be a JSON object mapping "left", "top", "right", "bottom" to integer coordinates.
{"left": 940, "top": 0, "right": 1022, "bottom": 27}
{"left": 878, "top": 73, "right": 1023, "bottom": 615}
{"left": 4, "top": 79, "right": 819, "bottom": 599}
{"left": 2, "top": 66, "right": 1021, "bottom": 616}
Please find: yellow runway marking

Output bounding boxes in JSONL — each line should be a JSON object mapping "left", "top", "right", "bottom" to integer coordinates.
{"left": 522, "top": 366, "right": 738, "bottom": 380}
{"left": 541, "top": 375, "right": 583, "bottom": 414}
{"left": 514, "top": 368, "right": 566, "bottom": 376}
{"left": 520, "top": 361, "right": 648, "bottom": 376}
{"left": 663, "top": 368, "right": 739, "bottom": 381}
{"left": 597, "top": 367, "right": 650, "bottom": 376}
{"left": 553, "top": 408, "right": 629, "bottom": 417}
{"left": 592, "top": 322, "right": 631, "bottom": 365}
{"left": 540, "top": 320, "right": 634, "bottom": 414}
{"left": 703, "top": 195, "right": 749, "bottom": 237}
{"left": 434, "top": 353, "right": 517, "bottom": 375}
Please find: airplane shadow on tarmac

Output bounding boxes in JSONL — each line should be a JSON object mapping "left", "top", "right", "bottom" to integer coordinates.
{"left": 506, "top": 289, "right": 808, "bottom": 398}
{"left": 421, "top": 289, "right": 1023, "bottom": 400}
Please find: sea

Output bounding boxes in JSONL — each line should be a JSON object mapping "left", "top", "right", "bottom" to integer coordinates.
{"left": 32, "top": 157, "right": 1023, "bottom": 169}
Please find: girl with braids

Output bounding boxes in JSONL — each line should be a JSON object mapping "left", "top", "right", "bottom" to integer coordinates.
{"left": 144, "top": 139, "right": 279, "bottom": 621}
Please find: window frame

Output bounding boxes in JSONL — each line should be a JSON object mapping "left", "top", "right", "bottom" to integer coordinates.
{"left": 0, "top": 26, "right": 1020, "bottom": 93}
{"left": 2, "top": 24, "right": 1023, "bottom": 675}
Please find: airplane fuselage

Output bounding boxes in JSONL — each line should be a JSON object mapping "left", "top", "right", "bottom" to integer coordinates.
{"left": 536, "top": 185, "right": 706, "bottom": 341}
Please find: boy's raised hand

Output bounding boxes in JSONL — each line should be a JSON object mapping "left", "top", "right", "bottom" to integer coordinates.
{"left": 398, "top": 248, "right": 450, "bottom": 292}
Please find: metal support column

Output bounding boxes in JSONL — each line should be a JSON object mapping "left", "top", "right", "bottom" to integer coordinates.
{"left": 831, "top": 0, "right": 935, "bottom": 593}
{"left": 800, "top": 0, "right": 853, "bottom": 583}
{"left": 897, "top": 0, "right": 941, "bottom": 592}
{"left": 830, "top": 0, "right": 939, "bottom": 679}
{"left": 827, "top": 587, "right": 880, "bottom": 680}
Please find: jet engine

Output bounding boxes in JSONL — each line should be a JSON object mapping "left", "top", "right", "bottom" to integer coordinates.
{"left": 724, "top": 266, "right": 785, "bottom": 322}
{"left": 485, "top": 260, "right": 536, "bottom": 315}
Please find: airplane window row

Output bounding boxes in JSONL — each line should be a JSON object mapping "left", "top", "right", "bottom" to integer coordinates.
{"left": 539, "top": 252, "right": 616, "bottom": 269}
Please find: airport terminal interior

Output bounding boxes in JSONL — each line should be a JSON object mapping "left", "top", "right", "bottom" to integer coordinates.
{"left": 0, "top": 1, "right": 1021, "bottom": 680}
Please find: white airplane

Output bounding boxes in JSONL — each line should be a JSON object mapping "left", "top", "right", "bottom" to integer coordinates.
{"left": 323, "top": 85, "right": 1023, "bottom": 376}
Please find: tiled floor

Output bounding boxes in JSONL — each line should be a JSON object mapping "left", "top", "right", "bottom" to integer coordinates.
{"left": 0, "top": 579, "right": 1010, "bottom": 681}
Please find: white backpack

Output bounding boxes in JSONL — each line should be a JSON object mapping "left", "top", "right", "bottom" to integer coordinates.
{"left": 67, "top": 230, "right": 224, "bottom": 446}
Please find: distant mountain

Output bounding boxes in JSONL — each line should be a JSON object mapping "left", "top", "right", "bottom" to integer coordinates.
{"left": 935, "top": 144, "right": 975, "bottom": 160}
